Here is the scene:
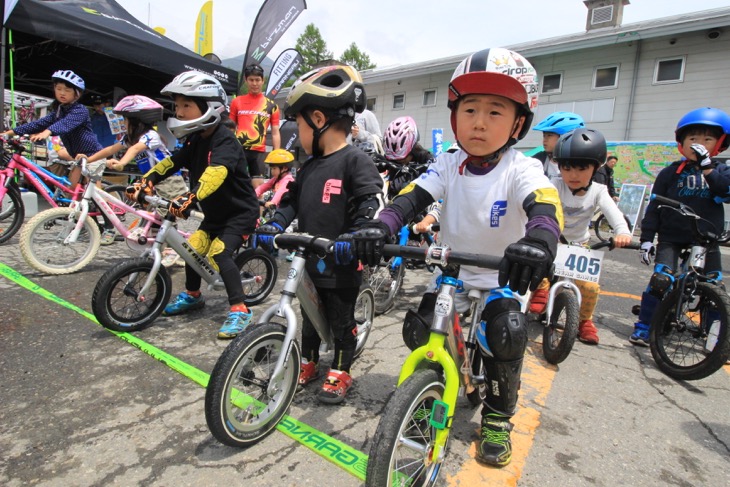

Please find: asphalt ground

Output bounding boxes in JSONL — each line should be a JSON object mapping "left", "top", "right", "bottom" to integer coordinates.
{"left": 1, "top": 213, "right": 729, "bottom": 487}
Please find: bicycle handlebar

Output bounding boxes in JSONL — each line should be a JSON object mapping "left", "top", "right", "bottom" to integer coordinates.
{"left": 145, "top": 195, "right": 204, "bottom": 221}
{"left": 273, "top": 233, "right": 334, "bottom": 255}
{"left": 588, "top": 237, "right": 641, "bottom": 251}
{"left": 650, "top": 193, "right": 730, "bottom": 244}
{"left": 382, "top": 243, "right": 502, "bottom": 270}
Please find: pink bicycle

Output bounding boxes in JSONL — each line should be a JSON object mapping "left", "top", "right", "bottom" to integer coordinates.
{"left": 19, "top": 159, "right": 165, "bottom": 274}
{"left": 0, "top": 136, "right": 129, "bottom": 244}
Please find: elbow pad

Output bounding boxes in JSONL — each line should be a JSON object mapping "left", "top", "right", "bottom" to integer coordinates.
{"left": 196, "top": 165, "right": 228, "bottom": 200}
{"left": 143, "top": 156, "right": 176, "bottom": 185}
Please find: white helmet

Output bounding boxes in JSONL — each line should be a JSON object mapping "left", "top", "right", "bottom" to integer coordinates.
{"left": 161, "top": 71, "right": 227, "bottom": 138}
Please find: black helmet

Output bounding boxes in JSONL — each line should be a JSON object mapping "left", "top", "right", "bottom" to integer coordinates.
{"left": 553, "top": 128, "right": 607, "bottom": 167}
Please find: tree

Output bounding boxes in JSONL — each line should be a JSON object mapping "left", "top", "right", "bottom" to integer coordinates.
{"left": 294, "top": 24, "right": 334, "bottom": 76}
{"left": 339, "top": 42, "right": 376, "bottom": 71}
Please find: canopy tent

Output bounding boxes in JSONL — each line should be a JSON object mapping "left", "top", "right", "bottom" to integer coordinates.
{"left": 2, "top": 0, "right": 238, "bottom": 105}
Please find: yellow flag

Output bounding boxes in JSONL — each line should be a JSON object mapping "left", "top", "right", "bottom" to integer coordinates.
{"left": 194, "top": 1, "right": 213, "bottom": 56}
{"left": 153, "top": 27, "right": 166, "bottom": 35}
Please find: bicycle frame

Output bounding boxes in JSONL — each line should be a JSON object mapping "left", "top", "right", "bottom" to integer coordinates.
{"left": 1, "top": 147, "right": 81, "bottom": 206}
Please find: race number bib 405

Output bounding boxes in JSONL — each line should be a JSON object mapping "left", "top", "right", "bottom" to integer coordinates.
{"left": 553, "top": 244, "right": 604, "bottom": 283}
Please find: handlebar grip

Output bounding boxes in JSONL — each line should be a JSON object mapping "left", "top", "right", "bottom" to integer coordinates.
{"left": 190, "top": 210, "right": 205, "bottom": 220}
{"left": 650, "top": 194, "right": 681, "bottom": 208}
{"left": 623, "top": 241, "right": 642, "bottom": 250}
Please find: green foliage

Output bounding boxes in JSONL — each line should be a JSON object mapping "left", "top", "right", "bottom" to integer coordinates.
{"left": 339, "top": 43, "right": 376, "bottom": 71}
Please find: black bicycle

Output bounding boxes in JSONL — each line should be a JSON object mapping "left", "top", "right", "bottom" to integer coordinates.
{"left": 647, "top": 194, "right": 730, "bottom": 380}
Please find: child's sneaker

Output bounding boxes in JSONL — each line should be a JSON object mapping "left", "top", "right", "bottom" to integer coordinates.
{"left": 298, "top": 360, "right": 320, "bottom": 388}
{"left": 528, "top": 287, "right": 549, "bottom": 314}
{"left": 163, "top": 292, "right": 205, "bottom": 316}
{"left": 100, "top": 228, "right": 117, "bottom": 246}
{"left": 317, "top": 369, "right": 353, "bottom": 404}
{"left": 476, "top": 413, "right": 513, "bottom": 467}
{"left": 578, "top": 319, "right": 599, "bottom": 345}
{"left": 629, "top": 322, "right": 650, "bottom": 347}
{"left": 217, "top": 310, "right": 253, "bottom": 339}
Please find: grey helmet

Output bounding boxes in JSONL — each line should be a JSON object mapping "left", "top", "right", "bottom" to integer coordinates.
{"left": 161, "top": 71, "right": 227, "bottom": 138}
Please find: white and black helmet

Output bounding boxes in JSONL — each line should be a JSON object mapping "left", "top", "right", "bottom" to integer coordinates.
{"left": 161, "top": 71, "right": 227, "bottom": 138}
{"left": 52, "top": 70, "right": 85, "bottom": 92}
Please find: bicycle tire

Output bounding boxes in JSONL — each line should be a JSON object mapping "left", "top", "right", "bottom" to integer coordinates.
{"left": 366, "top": 369, "right": 446, "bottom": 487}
{"left": 91, "top": 257, "right": 172, "bottom": 332}
{"left": 19, "top": 207, "right": 101, "bottom": 275}
{"left": 594, "top": 213, "right": 632, "bottom": 243}
{"left": 235, "top": 248, "right": 278, "bottom": 306}
{"left": 650, "top": 282, "right": 730, "bottom": 380}
{"left": 367, "top": 258, "right": 405, "bottom": 315}
{"left": 542, "top": 290, "right": 580, "bottom": 365}
{"left": 205, "top": 322, "right": 300, "bottom": 447}
{"left": 0, "top": 185, "right": 25, "bottom": 244}
{"left": 354, "top": 285, "right": 375, "bottom": 359}
{"left": 102, "top": 184, "right": 139, "bottom": 219}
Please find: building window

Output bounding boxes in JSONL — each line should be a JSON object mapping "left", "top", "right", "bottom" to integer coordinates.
{"left": 393, "top": 93, "right": 405, "bottom": 110}
{"left": 541, "top": 73, "right": 563, "bottom": 94}
{"left": 366, "top": 97, "right": 377, "bottom": 111}
{"left": 422, "top": 89, "right": 437, "bottom": 107}
{"left": 592, "top": 65, "right": 619, "bottom": 90}
{"left": 653, "top": 57, "right": 685, "bottom": 84}
{"left": 591, "top": 5, "right": 613, "bottom": 25}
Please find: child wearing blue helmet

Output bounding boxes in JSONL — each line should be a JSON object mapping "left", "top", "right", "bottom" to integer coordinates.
{"left": 532, "top": 111, "right": 585, "bottom": 183}
{"left": 631, "top": 107, "right": 730, "bottom": 346}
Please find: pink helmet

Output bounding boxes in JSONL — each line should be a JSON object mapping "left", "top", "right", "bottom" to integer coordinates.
{"left": 383, "top": 116, "right": 419, "bottom": 160}
{"left": 113, "top": 95, "right": 164, "bottom": 124}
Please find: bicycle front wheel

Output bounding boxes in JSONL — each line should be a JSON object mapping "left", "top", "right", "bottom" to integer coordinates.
{"left": 19, "top": 207, "right": 100, "bottom": 274}
{"left": 205, "top": 322, "right": 300, "bottom": 447}
{"left": 0, "top": 185, "right": 25, "bottom": 244}
{"left": 650, "top": 282, "right": 730, "bottom": 380}
{"left": 366, "top": 369, "right": 446, "bottom": 487}
{"left": 354, "top": 284, "right": 375, "bottom": 359}
{"left": 542, "top": 290, "right": 579, "bottom": 365}
{"left": 91, "top": 258, "right": 172, "bottom": 332}
{"left": 366, "top": 258, "right": 405, "bottom": 315}
{"left": 235, "top": 248, "right": 278, "bottom": 306}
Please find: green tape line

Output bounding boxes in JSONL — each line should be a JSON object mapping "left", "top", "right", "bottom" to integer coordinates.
{"left": 0, "top": 262, "right": 368, "bottom": 480}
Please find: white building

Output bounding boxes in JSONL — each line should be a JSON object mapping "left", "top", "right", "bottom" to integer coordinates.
{"left": 321, "top": 1, "right": 730, "bottom": 151}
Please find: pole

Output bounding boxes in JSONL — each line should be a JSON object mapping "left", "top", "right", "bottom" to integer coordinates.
{"left": 0, "top": 26, "right": 5, "bottom": 131}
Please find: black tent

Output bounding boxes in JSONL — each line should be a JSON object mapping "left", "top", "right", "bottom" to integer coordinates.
{"left": 2, "top": 0, "right": 238, "bottom": 103}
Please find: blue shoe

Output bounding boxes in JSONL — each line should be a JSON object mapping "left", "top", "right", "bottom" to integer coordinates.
{"left": 163, "top": 292, "right": 205, "bottom": 316}
{"left": 629, "top": 322, "right": 650, "bottom": 347}
{"left": 217, "top": 310, "right": 253, "bottom": 339}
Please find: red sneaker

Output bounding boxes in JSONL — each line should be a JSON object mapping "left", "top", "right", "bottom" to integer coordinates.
{"left": 298, "top": 360, "right": 319, "bottom": 387}
{"left": 529, "top": 287, "right": 549, "bottom": 314}
{"left": 317, "top": 369, "right": 353, "bottom": 404}
{"left": 578, "top": 320, "right": 599, "bottom": 345}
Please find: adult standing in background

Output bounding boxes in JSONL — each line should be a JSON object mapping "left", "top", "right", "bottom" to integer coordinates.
{"left": 90, "top": 95, "right": 117, "bottom": 147}
{"left": 229, "top": 64, "right": 281, "bottom": 189}
{"left": 593, "top": 155, "right": 618, "bottom": 201}
{"left": 352, "top": 108, "right": 382, "bottom": 152}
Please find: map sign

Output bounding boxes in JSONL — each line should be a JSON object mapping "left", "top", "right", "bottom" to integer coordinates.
{"left": 608, "top": 142, "right": 677, "bottom": 186}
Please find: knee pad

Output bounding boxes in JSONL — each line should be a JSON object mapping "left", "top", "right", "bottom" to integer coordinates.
{"left": 207, "top": 237, "right": 226, "bottom": 272}
{"left": 479, "top": 296, "right": 528, "bottom": 361}
{"left": 648, "top": 265, "right": 674, "bottom": 297}
{"left": 187, "top": 229, "right": 212, "bottom": 255}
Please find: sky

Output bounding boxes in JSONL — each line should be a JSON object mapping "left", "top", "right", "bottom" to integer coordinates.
{"left": 115, "top": 0, "right": 730, "bottom": 69}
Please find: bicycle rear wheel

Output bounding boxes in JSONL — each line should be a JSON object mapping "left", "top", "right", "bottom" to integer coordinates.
{"left": 19, "top": 207, "right": 101, "bottom": 274}
{"left": 366, "top": 258, "right": 405, "bottom": 314}
{"left": 650, "top": 282, "right": 730, "bottom": 380}
{"left": 91, "top": 258, "right": 172, "bottom": 332}
{"left": 205, "top": 322, "right": 300, "bottom": 447}
{"left": 542, "top": 290, "right": 580, "bottom": 365}
{"left": 235, "top": 248, "right": 277, "bottom": 306}
{"left": 354, "top": 285, "right": 375, "bottom": 359}
{"left": 0, "top": 185, "right": 24, "bottom": 244}
{"left": 366, "top": 369, "right": 446, "bottom": 487}
{"left": 594, "top": 213, "right": 632, "bottom": 243}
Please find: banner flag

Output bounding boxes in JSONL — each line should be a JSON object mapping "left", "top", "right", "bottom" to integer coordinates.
{"left": 240, "top": 0, "right": 307, "bottom": 93}
{"left": 265, "top": 48, "right": 302, "bottom": 98}
{"left": 194, "top": 0, "right": 213, "bottom": 56}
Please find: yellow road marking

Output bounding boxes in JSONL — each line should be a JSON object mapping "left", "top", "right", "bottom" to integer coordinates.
{"left": 600, "top": 291, "right": 642, "bottom": 300}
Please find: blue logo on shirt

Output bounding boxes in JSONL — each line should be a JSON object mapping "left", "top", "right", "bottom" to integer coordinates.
{"left": 491, "top": 201, "right": 507, "bottom": 227}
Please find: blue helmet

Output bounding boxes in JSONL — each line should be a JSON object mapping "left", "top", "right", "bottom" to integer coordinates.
{"left": 533, "top": 111, "right": 585, "bottom": 135}
{"left": 675, "top": 107, "right": 730, "bottom": 153}
{"left": 51, "top": 70, "right": 85, "bottom": 91}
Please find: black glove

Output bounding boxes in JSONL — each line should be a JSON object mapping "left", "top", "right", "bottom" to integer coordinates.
{"left": 691, "top": 143, "right": 714, "bottom": 169}
{"left": 252, "top": 222, "right": 283, "bottom": 252}
{"left": 126, "top": 178, "right": 155, "bottom": 205}
{"left": 352, "top": 219, "right": 393, "bottom": 267}
{"left": 498, "top": 237, "right": 554, "bottom": 295}
{"left": 168, "top": 191, "right": 197, "bottom": 219}
{"left": 334, "top": 233, "right": 355, "bottom": 265}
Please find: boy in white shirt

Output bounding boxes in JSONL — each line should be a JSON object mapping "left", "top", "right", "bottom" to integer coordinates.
{"left": 350, "top": 47, "right": 563, "bottom": 468}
